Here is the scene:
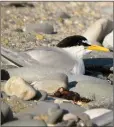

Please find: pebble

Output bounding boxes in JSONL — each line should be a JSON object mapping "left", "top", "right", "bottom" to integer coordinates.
{"left": 77, "top": 113, "right": 93, "bottom": 126}
{"left": 70, "top": 80, "right": 113, "bottom": 101}
{"left": 68, "top": 73, "right": 110, "bottom": 84}
{"left": 108, "top": 74, "right": 113, "bottom": 83}
{"left": 2, "top": 119, "right": 47, "bottom": 126}
{"left": 17, "top": 101, "right": 59, "bottom": 116}
{"left": 110, "top": 66, "right": 113, "bottom": 72}
{"left": 1, "top": 102, "right": 14, "bottom": 124}
{"left": 31, "top": 73, "right": 68, "bottom": 94}
{"left": 47, "top": 109, "right": 64, "bottom": 124}
{"left": 48, "top": 106, "right": 60, "bottom": 116}
{"left": 83, "top": 18, "right": 113, "bottom": 44}
{"left": 59, "top": 103, "right": 86, "bottom": 114}
{"left": 63, "top": 113, "right": 78, "bottom": 121}
{"left": 103, "top": 31, "right": 113, "bottom": 51}
{"left": 24, "top": 22, "right": 55, "bottom": 34}
{"left": 84, "top": 108, "right": 112, "bottom": 119}
{"left": 56, "top": 10, "right": 71, "bottom": 19}
{"left": 14, "top": 113, "right": 33, "bottom": 120}
{"left": 4, "top": 76, "right": 37, "bottom": 100}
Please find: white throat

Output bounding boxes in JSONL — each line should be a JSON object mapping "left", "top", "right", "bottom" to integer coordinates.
{"left": 62, "top": 46, "right": 91, "bottom": 75}
{"left": 62, "top": 46, "right": 86, "bottom": 59}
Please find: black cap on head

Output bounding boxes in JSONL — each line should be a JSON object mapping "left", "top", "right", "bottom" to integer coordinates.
{"left": 57, "top": 35, "right": 91, "bottom": 47}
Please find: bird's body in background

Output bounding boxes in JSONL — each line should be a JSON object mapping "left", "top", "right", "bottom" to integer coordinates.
{"left": 1, "top": 35, "right": 109, "bottom": 75}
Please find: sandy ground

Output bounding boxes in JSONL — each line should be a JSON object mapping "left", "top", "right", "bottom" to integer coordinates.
{"left": 1, "top": 2, "right": 113, "bottom": 51}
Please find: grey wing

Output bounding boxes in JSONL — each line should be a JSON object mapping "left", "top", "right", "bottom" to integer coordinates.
{"left": 25, "top": 47, "right": 76, "bottom": 71}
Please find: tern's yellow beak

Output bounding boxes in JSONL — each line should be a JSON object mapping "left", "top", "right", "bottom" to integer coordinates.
{"left": 87, "top": 45, "right": 110, "bottom": 52}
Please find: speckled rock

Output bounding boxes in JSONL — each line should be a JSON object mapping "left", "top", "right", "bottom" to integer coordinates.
{"left": 63, "top": 113, "right": 78, "bottom": 121}
{"left": 47, "top": 109, "right": 64, "bottom": 124}
{"left": 1, "top": 102, "right": 14, "bottom": 124}
{"left": 110, "top": 67, "right": 113, "bottom": 72}
{"left": 83, "top": 18, "right": 113, "bottom": 44}
{"left": 24, "top": 22, "right": 55, "bottom": 34}
{"left": 56, "top": 10, "right": 71, "bottom": 19}
{"left": 48, "top": 106, "right": 60, "bottom": 116}
{"left": 77, "top": 113, "right": 93, "bottom": 126}
{"left": 14, "top": 113, "right": 33, "bottom": 120}
{"left": 68, "top": 73, "right": 110, "bottom": 84}
{"left": 59, "top": 103, "right": 86, "bottom": 114}
{"left": 70, "top": 80, "right": 113, "bottom": 101}
{"left": 2, "top": 119, "right": 47, "bottom": 126}
{"left": 4, "top": 76, "right": 37, "bottom": 100}
{"left": 31, "top": 73, "right": 68, "bottom": 94}
{"left": 103, "top": 31, "right": 113, "bottom": 51}
{"left": 84, "top": 108, "right": 112, "bottom": 119}
{"left": 17, "top": 101, "right": 59, "bottom": 116}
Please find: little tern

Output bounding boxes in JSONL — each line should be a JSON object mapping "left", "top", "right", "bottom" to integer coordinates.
{"left": 1, "top": 35, "right": 109, "bottom": 75}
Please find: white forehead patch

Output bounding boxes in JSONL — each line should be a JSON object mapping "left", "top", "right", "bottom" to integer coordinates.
{"left": 82, "top": 40, "right": 91, "bottom": 45}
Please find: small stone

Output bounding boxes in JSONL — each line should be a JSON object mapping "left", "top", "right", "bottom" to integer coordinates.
{"left": 56, "top": 11, "right": 71, "bottom": 19}
{"left": 47, "top": 109, "right": 64, "bottom": 124}
{"left": 1, "top": 102, "right": 13, "bottom": 124}
{"left": 31, "top": 73, "right": 68, "bottom": 94}
{"left": 24, "top": 22, "right": 55, "bottom": 34}
{"left": 110, "top": 67, "right": 113, "bottom": 72}
{"left": 63, "top": 113, "right": 78, "bottom": 121}
{"left": 59, "top": 103, "right": 86, "bottom": 114}
{"left": 83, "top": 18, "right": 113, "bottom": 44}
{"left": 84, "top": 108, "right": 112, "bottom": 119}
{"left": 4, "top": 76, "right": 36, "bottom": 100}
{"left": 48, "top": 106, "right": 60, "bottom": 116}
{"left": 17, "top": 101, "right": 59, "bottom": 116}
{"left": 70, "top": 80, "right": 113, "bottom": 101}
{"left": 108, "top": 74, "right": 113, "bottom": 84}
{"left": 14, "top": 113, "right": 33, "bottom": 120}
{"left": 66, "top": 120, "right": 76, "bottom": 127}
{"left": 2, "top": 119, "right": 47, "bottom": 126}
{"left": 103, "top": 31, "right": 113, "bottom": 51}
{"left": 77, "top": 113, "right": 93, "bottom": 126}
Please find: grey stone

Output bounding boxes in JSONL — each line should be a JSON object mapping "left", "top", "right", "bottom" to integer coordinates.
{"left": 77, "top": 113, "right": 93, "bottom": 126}
{"left": 48, "top": 106, "right": 60, "bottom": 115}
{"left": 24, "top": 22, "right": 54, "bottom": 34}
{"left": 84, "top": 108, "right": 112, "bottom": 119}
{"left": 110, "top": 67, "right": 113, "bottom": 72}
{"left": 108, "top": 74, "right": 113, "bottom": 83}
{"left": 68, "top": 73, "right": 109, "bottom": 84}
{"left": 17, "top": 101, "right": 59, "bottom": 116}
{"left": 83, "top": 18, "right": 113, "bottom": 43}
{"left": 103, "top": 31, "right": 113, "bottom": 50}
{"left": 63, "top": 113, "right": 78, "bottom": 121}
{"left": 47, "top": 109, "right": 64, "bottom": 124}
{"left": 59, "top": 103, "right": 86, "bottom": 114}
{"left": 31, "top": 73, "right": 68, "bottom": 94}
{"left": 14, "top": 113, "right": 33, "bottom": 120}
{"left": 1, "top": 102, "right": 13, "bottom": 124}
{"left": 70, "top": 80, "right": 112, "bottom": 100}
{"left": 2, "top": 119, "right": 47, "bottom": 126}
{"left": 56, "top": 11, "right": 71, "bottom": 19}
{"left": 4, "top": 76, "right": 37, "bottom": 100}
